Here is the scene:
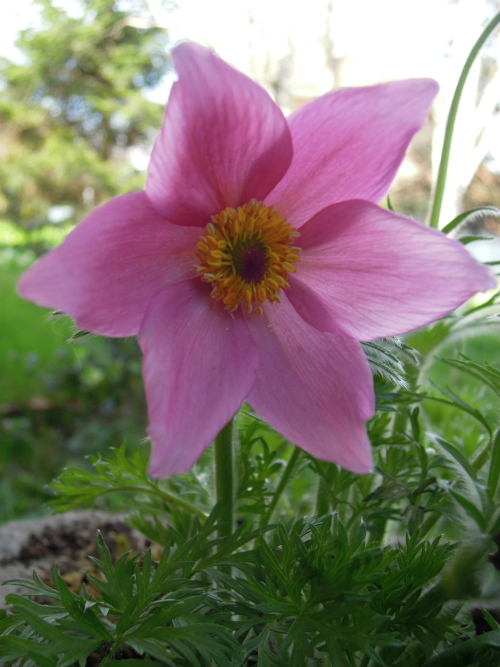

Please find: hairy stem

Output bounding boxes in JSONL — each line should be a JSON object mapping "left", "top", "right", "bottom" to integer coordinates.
{"left": 215, "top": 419, "right": 235, "bottom": 544}
{"left": 316, "top": 476, "right": 331, "bottom": 517}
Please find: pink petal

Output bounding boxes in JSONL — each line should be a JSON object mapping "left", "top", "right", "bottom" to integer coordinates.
{"left": 139, "top": 280, "right": 259, "bottom": 477}
{"left": 288, "top": 200, "right": 496, "bottom": 341}
{"left": 146, "top": 43, "right": 293, "bottom": 226}
{"left": 18, "top": 192, "right": 200, "bottom": 337}
{"left": 267, "top": 79, "right": 438, "bottom": 228}
{"left": 245, "top": 294, "right": 374, "bottom": 474}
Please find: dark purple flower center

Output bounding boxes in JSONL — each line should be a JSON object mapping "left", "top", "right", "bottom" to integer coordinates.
{"left": 239, "top": 245, "right": 268, "bottom": 284}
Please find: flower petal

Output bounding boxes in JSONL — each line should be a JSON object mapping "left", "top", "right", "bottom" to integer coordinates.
{"left": 146, "top": 43, "right": 293, "bottom": 226}
{"left": 267, "top": 79, "right": 438, "bottom": 227}
{"left": 17, "top": 192, "right": 200, "bottom": 337}
{"left": 246, "top": 294, "right": 374, "bottom": 474}
{"left": 139, "top": 280, "right": 259, "bottom": 477}
{"left": 288, "top": 200, "right": 496, "bottom": 341}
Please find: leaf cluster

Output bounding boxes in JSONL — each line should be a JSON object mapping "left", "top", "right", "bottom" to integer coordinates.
{"left": 5, "top": 337, "right": 500, "bottom": 664}
{"left": 0, "top": 513, "right": 472, "bottom": 667}
{"left": 0, "top": 525, "right": 245, "bottom": 666}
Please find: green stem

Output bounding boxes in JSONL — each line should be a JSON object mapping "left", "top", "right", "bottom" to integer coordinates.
{"left": 215, "top": 419, "right": 234, "bottom": 543}
{"left": 418, "top": 513, "right": 440, "bottom": 541}
{"left": 259, "top": 447, "right": 301, "bottom": 527}
{"left": 429, "top": 10, "right": 500, "bottom": 229}
{"left": 392, "top": 408, "right": 409, "bottom": 439}
{"left": 316, "top": 476, "right": 331, "bottom": 517}
{"left": 471, "top": 435, "right": 493, "bottom": 472}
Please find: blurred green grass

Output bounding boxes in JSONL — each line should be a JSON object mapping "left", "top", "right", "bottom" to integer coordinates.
{"left": 0, "top": 251, "right": 73, "bottom": 404}
{"left": 0, "top": 248, "right": 147, "bottom": 523}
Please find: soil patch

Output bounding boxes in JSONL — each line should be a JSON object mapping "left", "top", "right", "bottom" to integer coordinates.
{"left": 0, "top": 510, "right": 147, "bottom": 607}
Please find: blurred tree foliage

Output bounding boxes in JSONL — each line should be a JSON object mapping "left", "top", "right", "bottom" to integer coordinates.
{"left": 0, "top": 0, "right": 169, "bottom": 236}
{"left": 0, "top": 0, "right": 170, "bottom": 520}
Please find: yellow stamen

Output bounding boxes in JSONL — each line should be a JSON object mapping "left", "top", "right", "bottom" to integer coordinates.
{"left": 195, "top": 199, "right": 301, "bottom": 315}
{"left": 282, "top": 262, "right": 296, "bottom": 273}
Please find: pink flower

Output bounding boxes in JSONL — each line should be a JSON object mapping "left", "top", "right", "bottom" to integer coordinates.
{"left": 18, "top": 43, "right": 495, "bottom": 477}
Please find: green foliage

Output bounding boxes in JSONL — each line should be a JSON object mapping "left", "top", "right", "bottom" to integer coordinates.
{"left": 0, "top": 529, "right": 245, "bottom": 666}
{"left": 441, "top": 206, "right": 500, "bottom": 236}
{"left": 0, "top": 252, "right": 68, "bottom": 403}
{"left": 5, "top": 345, "right": 500, "bottom": 665}
{"left": 439, "top": 355, "right": 500, "bottom": 398}
{"left": 0, "top": 256, "right": 148, "bottom": 522}
{"left": 362, "top": 338, "right": 420, "bottom": 392}
{"left": 0, "top": 514, "right": 466, "bottom": 666}
{"left": 0, "top": 0, "right": 168, "bottom": 238}
{"left": 49, "top": 444, "right": 211, "bottom": 532}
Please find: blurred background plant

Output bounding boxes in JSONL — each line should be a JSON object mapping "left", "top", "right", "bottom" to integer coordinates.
{"left": 0, "top": 0, "right": 168, "bottom": 240}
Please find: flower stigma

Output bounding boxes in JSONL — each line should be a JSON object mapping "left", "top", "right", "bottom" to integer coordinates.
{"left": 195, "top": 199, "right": 301, "bottom": 315}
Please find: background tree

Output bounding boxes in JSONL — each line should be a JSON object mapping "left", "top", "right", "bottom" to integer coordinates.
{"left": 0, "top": 0, "right": 169, "bottom": 238}
{"left": 0, "top": 0, "right": 171, "bottom": 520}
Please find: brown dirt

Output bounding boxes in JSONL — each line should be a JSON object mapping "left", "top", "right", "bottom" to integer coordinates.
{"left": 0, "top": 510, "right": 148, "bottom": 607}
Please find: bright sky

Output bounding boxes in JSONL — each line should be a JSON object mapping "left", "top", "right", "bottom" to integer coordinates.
{"left": 1, "top": 1, "right": 498, "bottom": 162}
{"left": 1, "top": 1, "right": 36, "bottom": 62}
{"left": 159, "top": 0, "right": 453, "bottom": 100}
{"left": 1, "top": 0, "right": 492, "bottom": 84}
{"left": 169, "top": 0, "right": 449, "bottom": 79}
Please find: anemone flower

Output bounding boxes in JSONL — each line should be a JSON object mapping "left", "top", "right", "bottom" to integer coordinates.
{"left": 18, "top": 43, "right": 495, "bottom": 477}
